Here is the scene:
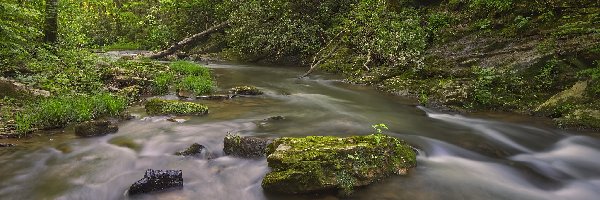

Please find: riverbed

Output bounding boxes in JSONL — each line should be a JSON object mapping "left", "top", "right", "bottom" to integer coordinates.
{"left": 0, "top": 63, "right": 599, "bottom": 200}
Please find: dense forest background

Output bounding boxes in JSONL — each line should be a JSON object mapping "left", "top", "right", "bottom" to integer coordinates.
{"left": 1, "top": 0, "right": 599, "bottom": 135}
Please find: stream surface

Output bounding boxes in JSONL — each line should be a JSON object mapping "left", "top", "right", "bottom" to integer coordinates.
{"left": 1, "top": 62, "right": 599, "bottom": 200}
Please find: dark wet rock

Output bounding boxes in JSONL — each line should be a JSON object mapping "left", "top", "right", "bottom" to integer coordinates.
{"left": 223, "top": 134, "right": 271, "bottom": 158}
{"left": 0, "top": 143, "right": 15, "bottom": 147}
{"left": 128, "top": 169, "right": 183, "bottom": 195}
{"left": 265, "top": 116, "right": 285, "bottom": 121}
{"left": 74, "top": 120, "right": 118, "bottom": 137}
{"left": 145, "top": 98, "right": 208, "bottom": 116}
{"left": 197, "top": 94, "right": 236, "bottom": 100}
{"left": 176, "top": 89, "right": 196, "bottom": 99}
{"left": 230, "top": 86, "right": 264, "bottom": 95}
{"left": 261, "top": 134, "right": 417, "bottom": 195}
{"left": 175, "top": 143, "right": 206, "bottom": 157}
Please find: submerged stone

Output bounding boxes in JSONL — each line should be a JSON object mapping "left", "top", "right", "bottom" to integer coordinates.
{"left": 261, "top": 134, "right": 416, "bottom": 195}
{"left": 0, "top": 143, "right": 15, "bottom": 147}
{"left": 74, "top": 120, "right": 118, "bottom": 137}
{"left": 230, "top": 86, "right": 264, "bottom": 95}
{"left": 197, "top": 94, "right": 236, "bottom": 100}
{"left": 175, "top": 143, "right": 206, "bottom": 157}
{"left": 108, "top": 136, "right": 140, "bottom": 151}
{"left": 128, "top": 169, "right": 183, "bottom": 195}
{"left": 223, "top": 135, "right": 271, "bottom": 158}
{"left": 144, "top": 98, "right": 208, "bottom": 116}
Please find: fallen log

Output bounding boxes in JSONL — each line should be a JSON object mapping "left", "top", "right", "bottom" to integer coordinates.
{"left": 148, "top": 21, "right": 230, "bottom": 59}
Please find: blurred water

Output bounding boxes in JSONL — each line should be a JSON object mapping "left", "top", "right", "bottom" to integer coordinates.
{"left": 0, "top": 63, "right": 599, "bottom": 200}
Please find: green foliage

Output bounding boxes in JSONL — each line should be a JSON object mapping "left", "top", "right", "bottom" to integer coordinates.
{"left": 371, "top": 123, "right": 388, "bottom": 134}
{"left": 425, "top": 12, "right": 453, "bottom": 42}
{"left": 339, "top": 1, "right": 426, "bottom": 68}
{"left": 14, "top": 93, "right": 127, "bottom": 134}
{"left": 152, "top": 72, "right": 175, "bottom": 95}
{"left": 169, "top": 61, "right": 213, "bottom": 95}
{"left": 578, "top": 61, "right": 600, "bottom": 97}
{"left": 471, "top": 66, "right": 502, "bottom": 107}
{"left": 178, "top": 76, "right": 213, "bottom": 95}
{"left": 170, "top": 61, "right": 211, "bottom": 77}
{"left": 15, "top": 48, "right": 105, "bottom": 94}
{"left": 226, "top": 0, "right": 356, "bottom": 62}
{"left": 0, "top": 1, "right": 42, "bottom": 69}
{"left": 535, "top": 59, "right": 560, "bottom": 91}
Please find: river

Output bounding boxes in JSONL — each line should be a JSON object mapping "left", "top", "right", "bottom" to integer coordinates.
{"left": 0, "top": 63, "right": 599, "bottom": 200}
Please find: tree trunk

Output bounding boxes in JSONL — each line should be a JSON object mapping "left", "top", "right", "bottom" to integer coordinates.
{"left": 147, "top": 21, "right": 230, "bottom": 59}
{"left": 44, "top": 0, "right": 58, "bottom": 44}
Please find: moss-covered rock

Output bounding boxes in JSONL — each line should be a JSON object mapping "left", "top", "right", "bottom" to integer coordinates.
{"left": 230, "top": 86, "right": 263, "bottom": 95}
{"left": 108, "top": 136, "right": 140, "bottom": 151}
{"left": 556, "top": 108, "right": 600, "bottom": 130}
{"left": 144, "top": 99, "right": 208, "bottom": 116}
{"left": 74, "top": 120, "right": 118, "bottom": 137}
{"left": 175, "top": 143, "right": 206, "bottom": 157}
{"left": 261, "top": 134, "right": 416, "bottom": 195}
{"left": 535, "top": 81, "right": 588, "bottom": 117}
{"left": 223, "top": 134, "right": 271, "bottom": 158}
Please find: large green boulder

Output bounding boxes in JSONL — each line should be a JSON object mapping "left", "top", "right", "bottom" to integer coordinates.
{"left": 144, "top": 99, "right": 208, "bottom": 116}
{"left": 261, "top": 134, "right": 416, "bottom": 195}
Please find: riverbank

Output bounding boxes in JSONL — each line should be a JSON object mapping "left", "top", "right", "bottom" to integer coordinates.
{"left": 0, "top": 50, "right": 214, "bottom": 138}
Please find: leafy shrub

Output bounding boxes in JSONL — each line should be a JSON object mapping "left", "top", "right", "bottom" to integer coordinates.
{"left": 170, "top": 61, "right": 211, "bottom": 77}
{"left": 178, "top": 76, "right": 213, "bottom": 95}
{"left": 152, "top": 72, "right": 175, "bottom": 95}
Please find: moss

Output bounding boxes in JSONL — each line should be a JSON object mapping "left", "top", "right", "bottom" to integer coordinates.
{"left": 262, "top": 134, "right": 416, "bottom": 195}
{"left": 144, "top": 98, "right": 208, "bottom": 116}
{"left": 108, "top": 136, "right": 140, "bottom": 151}
{"left": 230, "top": 86, "right": 263, "bottom": 95}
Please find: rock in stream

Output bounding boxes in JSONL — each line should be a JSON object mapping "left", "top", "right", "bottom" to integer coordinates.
{"left": 223, "top": 135, "right": 271, "bottom": 158}
{"left": 261, "top": 134, "right": 417, "bottom": 195}
{"left": 74, "top": 120, "right": 118, "bottom": 137}
{"left": 175, "top": 143, "right": 207, "bottom": 158}
{"left": 128, "top": 169, "right": 183, "bottom": 195}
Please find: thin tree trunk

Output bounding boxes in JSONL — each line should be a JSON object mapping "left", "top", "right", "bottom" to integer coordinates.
{"left": 44, "top": 0, "right": 58, "bottom": 44}
{"left": 300, "top": 43, "right": 340, "bottom": 78}
{"left": 148, "top": 21, "right": 230, "bottom": 59}
{"left": 299, "top": 30, "right": 344, "bottom": 78}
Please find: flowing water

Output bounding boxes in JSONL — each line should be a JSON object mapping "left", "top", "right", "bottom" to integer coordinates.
{"left": 1, "top": 63, "right": 599, "bottom": 200}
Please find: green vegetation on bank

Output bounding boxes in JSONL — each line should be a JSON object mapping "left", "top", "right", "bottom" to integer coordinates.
{"left": 1, "top": 0, "right": 599, "bottom": 132}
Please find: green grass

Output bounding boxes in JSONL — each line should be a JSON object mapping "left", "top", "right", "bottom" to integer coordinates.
{"left": 14, "top": 93, "right": 127, "bottom": 134}
{"left": 178, "top": 76, "right": 213, "bottom": 95}
{"left": 170, "top": 61, "right": 211, "bottom": 77}
{"left": 169, "top": 61, "right": 214, "bottom": 95}
{"left": 152, "top": 72, "right": 175, "bottom": 95}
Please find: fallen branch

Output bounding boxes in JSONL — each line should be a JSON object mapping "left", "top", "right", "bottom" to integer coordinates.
{"left": 300, "top": 43, "right": 340, "bottom": 78}
{"left": 147, "top": 21, "right": 230, "bottom": 59}
{"left": 299, "top": 30, "right": 344, "bottom": 78}
{"left": 363, "top": 50, "right": 371, "bottom": 71}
